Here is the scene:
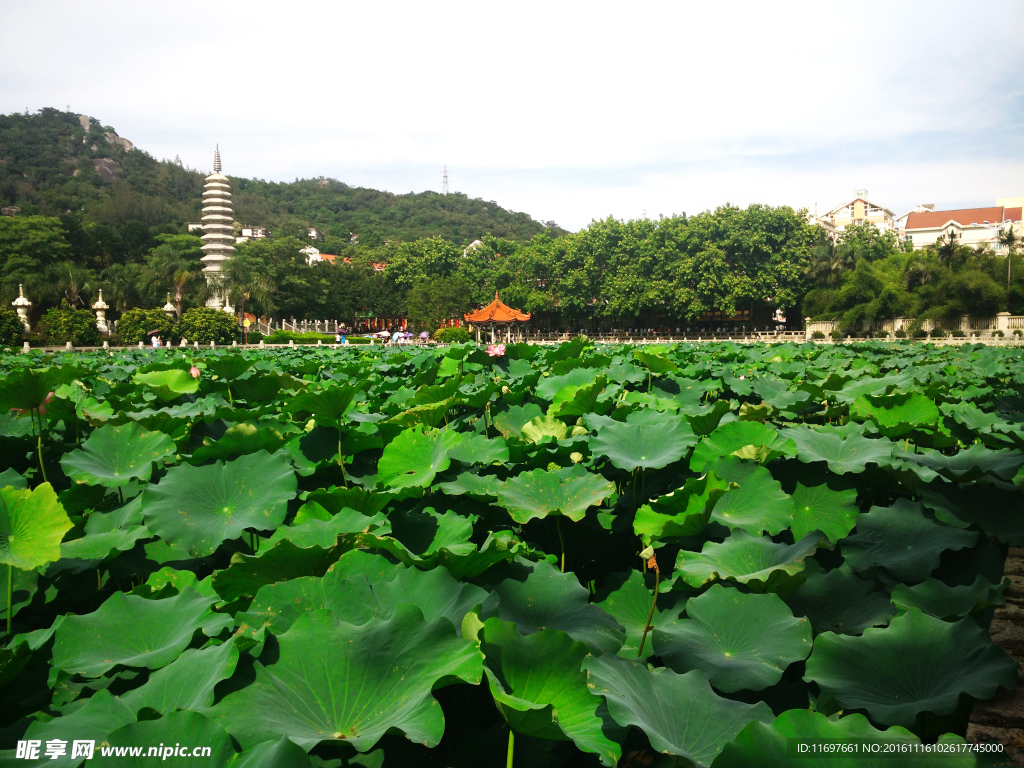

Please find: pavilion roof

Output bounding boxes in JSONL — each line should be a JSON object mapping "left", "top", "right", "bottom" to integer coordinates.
{"left": 464, "top": 292, "right": 531, "bottom": 323}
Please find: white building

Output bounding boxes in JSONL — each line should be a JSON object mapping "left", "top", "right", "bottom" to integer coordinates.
{"left": 819, "top": 190, "right": 897, "bottom": 238}
{"left": 901, "top": 200, "right": 1023, "bottom": 251}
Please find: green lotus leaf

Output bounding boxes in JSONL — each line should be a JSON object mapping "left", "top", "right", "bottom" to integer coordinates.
{"left": 484, "top": 560, "right": 626, "bottom": 654}
{"left": 60, "top": 422, "right": 176, "bottom": 487}
{"left": 787, "top": 563, "right": 896, "bottom": 635}
{"left": 21, "top": 690, "right": 136, "bottom": 767}
{"left": 536, "top": 367, "right": 599, "bottom": 401}
{"left": 478, "top": 618, "right": 622, "bottom": 766}
{"left": 191, "top": 420, "right": 301, "bottom": 463}
{"left": 521, "top": 412, "right": 569, "bottom": 443}
{"left": 0, "top": 565, "right": 36, "bottom": 623}
{"left": 493, "top": 403, "right": 544, "bottom": 437}
{"left": 104, "top": 710, "right": 236, "bottom": 767}
{"left": 674, "top": 530, "right": 821, "bottom": 591}
{"left": 377, "top": 424, "right": 463, "bottom": 489}
{"left": 142, "top": 450, "right": 297, "bottom": 556}
{"left": 264, "top": 505, "right": 388, "bottom": 549}
{"left": 0, "top": 366, "right": 74, "bottom": 413}
{"left": 891, "top": 575, "right": 1005, "bottom": 621}
{"left": 447, "top": 431, "right": 509, "bottom": 465}
{"left": 209, "top": 606, "right": 482, "bottom": 751}
{"left": 494, "top": 465, "right": 614, "bottom": 523}
{"left": 0, "top": 483, "right": 73, "bottom": 570}
{"left": 892, "top": 443, "right": 1024, "bottom": 483}
{"left": 790, "top": 482, "right": 859, "bottom": 545}
{"left": 595, "top": 570, "right": 675, "bottom": 658}
{"left": 634, "top": 346, "right": 680, "bottom": 373}
{"left": 0, "top": 468, "right": 27, "bottom": 489}
{"left": 133, "top": 369, "right": 200, "bottom": 401}
{"left": 55, "top": 526, "right": 151, "bottom": 573}
{"left": 653, "top": 584, "right": 812, "bottom": 693}
{"left": 921, "top": 480, "right": 1024, "bottom": 545}
{"left": 388, "top": 505, "right": 475, "bottom": 559}
{"left": 841, "top": 499, "right": 978, "bottom": 583}
{"left": 685, "top": 399, "right": 734, "bottom": 436}
{"left": 706, "top": 457, "right": 794, "bottom": 536}
{"left": 225, "top": 736, "right": 312, "bottom": 768}
{"left": 633, "top": 473, "right": 730, "bottom": 544}
{"left": 690, "top": 421, "right": 795, "bottom": 472}
{"left": 584, "top": 654, "right": 772, "bottom": 768}
{"left": 121, "top": 640, "right": 238, "bottom": 714}
{"left": 212, "top": 539, "right": 337, "bottom": 601}
{"left": 804, "top": 609, "right": 1018, "bottom": 728}
{"left": 851, "top": 392, "right": 941, "bottom": 438}
{"left": 712, "top": 709, "right": 979, "bottom": 768}
{"left": 288, "top": 383, "right": 362, "bottom": 421}
{"left": 434, "top": 471, "right": 503, "bottom": 498}
{"left": 206, "top": 353, "right": 254, "bottom": 382}
{"left": 782, "top": 426, "right": 895, "bottom": 474}
{"left": 591, "top": 408, "right": 697, "bottom": 472}
{"left": 76, "top": 395, "right": 116, "bottom": 424}
{"left": 549, "top": 376, "right": 609, "bottom": 419}
{"left": 52, "top": 588, "right": 230, "bottom": 677}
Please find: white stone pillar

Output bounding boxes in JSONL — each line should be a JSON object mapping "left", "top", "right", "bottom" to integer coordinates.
{"left": 162, "top": 293, "right": 175, "bottom": 319}
{"left": 997, "top": 312, "right": 1011, "bottom": 333}
{"left": 93, "top": 290, "right": 110, "bottom": 335}
{"left": 12, "top": 284, "right": 31, "bottom": 331}
{"left": 804, "top": 317, "right": 812, "bottom": 341}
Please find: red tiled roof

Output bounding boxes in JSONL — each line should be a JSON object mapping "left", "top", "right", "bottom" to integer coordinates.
{"left": 905, "top": 206, "right": 1021, "bottom": 230}
{"left": 464, "top": 292, "right": 531, "bottom": 323}
{"left": 320, "top": 253, "right": 338, "bottom": 263}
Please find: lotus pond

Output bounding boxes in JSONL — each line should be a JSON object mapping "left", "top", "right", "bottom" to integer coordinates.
{"left": 1, "top": 339, "right": 1023, "bottom": 767}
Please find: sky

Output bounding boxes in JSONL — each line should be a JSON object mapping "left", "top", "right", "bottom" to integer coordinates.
{"left": 2, "top": 1, "right": 1022, "bottom": 233}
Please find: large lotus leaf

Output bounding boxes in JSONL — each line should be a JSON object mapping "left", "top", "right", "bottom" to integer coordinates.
{"left": 591, "top": 408, "right": 697, "bottom": 472}
{"left": 211, "top": 539, "right": 337, "bottom": 601}
{"left": 841, "top": 499, "right": 977, "bottom": 583}
{"left": 289, "top": 383, "right": 362, "bottom": 421}
{"left": 851, "top": 392, "right": 941, "bottom": 438}
{"left": 388, "top": 505, "right": 475, "bottom": 559}
{"left": 133, "top": 369, "right": 200, "bottom": 401}
{"left": 0, "top": 468, "right": 27, "bottom": 490}
{"left": 20, "top": 690, "right": 136, "bottom": 767}
{"left": 634, "top": 346, "right": 680, "bottom": 373}
{"left": 891, "top": 575, "right": 1005, "bottom": 621}
{"left": 52, "top": 588, "right": 230, "bottom": 677}
{"left": 790, "top": 482, "right": 859, "bottom": 545}
{"left": 225, "top": 736, "right": 313, "bottom": 768}
{"left": 120, "top": 640, "right": 239, "bottom": 714}
{"left": 493, "top": 403, "right": 544, "bottom": 438}
{"left": 448, "top": 431, "right": 509, "bottom": 465}
{"left": 55, "top": 526, "right": 151, "bottom": 573}
{"left": 654, "top": 584, "right": 811, "bottom": 693}
{"left": 0, "top": 565, "right": 37, "bottom": 621}
{"left": 209, "top": 606, "right": 482, "bottom": 751}
{"left": 142, "top": 450, "right": 297, "bottom": 556}
{"left": 483, "top": 560, "right": 626, "bottom": 654}
{"left": 584, "top": 655, "right": 772, "bottom": 768}
{"left": 712, "top": 709, "right": 979, "bottom": 768}
{"left": 520, "top": 412, "right": 569, "bottom": 443}
{"left": 60, "top": 422, "right": 176, "bottom": 488}
{"left": 674, "top": 530, "right": 821, "bottom": 591}
{"left": 633, "top": 473, "right": 730, "bottom": 544}
{"left": 782, "top": 426, "right": 895, "bottom": 474}
{"left": 595, "top": 570, "right": 675, "bottom": 658}
{"left": 690, "top": 421, "right": 795, "bottom": 471}
{"left": 921, "top": 480, "right": 1024, "bottom": 545}
{"left": 236, "top": 574, "right": 374, "bottom": 636}
{"left": 206, "top": 353, "right": 254, "bottom": 382}
{"left": 0, "top": 366, "right": 75, "bottom": 413}
{"left": 0, "top": 483, "right": 73, "bottom": 570}
{"left": 494, "top": 465, "right": 614, "bottom": 523}
{"left": 705, "top": 456, "right": 794, "bottom": 536}
{"left": 536, "top": 367, "right": 600, "bottom": 402}
{"left": 549, "top": 376, "right": 609, "bottom": 419}
{"left": 892, "top": 443, "right": 1024, "bottom": 483}
{"left": 377, "top": 425, "right": 463, "bottom": 489}
{"left": 191, "top": 421, "right": 301, "bottom": 463}
{"left": 264, "top": 505, "right": 388, "bottom": 550}
{"left": 478, "top": 618, "right": 622, "bottom": 766}
{"left": 787, "top": 563, "right": 896, "bottom": 635}
{"left": 804, "top": 609, "right": 1018, "bottom": 728}
{"left": 104, "top": 710, "right": 236, "bottom": 767}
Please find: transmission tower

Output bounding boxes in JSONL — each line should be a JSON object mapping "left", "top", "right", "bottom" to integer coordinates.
{"left": 442, "top": 165, "right": 449, "bottom": 196}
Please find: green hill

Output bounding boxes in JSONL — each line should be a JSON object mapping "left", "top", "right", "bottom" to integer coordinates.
{"left": 0, "top": 108, "right": 565, "bottom": 260}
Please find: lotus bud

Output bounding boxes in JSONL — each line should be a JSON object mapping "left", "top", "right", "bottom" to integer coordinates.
{"left": 189, "top": 366, "right": 201, "bottom": 379}
{"left": 569, "top": 451, "right": 583, "bottom": 464}
{"left": 501, "top": 386, "right": 511, "bottom": 395}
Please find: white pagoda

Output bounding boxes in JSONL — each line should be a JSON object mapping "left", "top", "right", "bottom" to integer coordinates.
{"left": 200, "top": 147, "right": 235, "bottom": 311}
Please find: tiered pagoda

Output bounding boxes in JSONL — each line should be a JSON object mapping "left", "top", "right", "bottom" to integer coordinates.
{"left": 200, "top": 147, "right": 235, "bottom": 311}
{"left": 464, "top": 292, "right": 531, "bottom": 343}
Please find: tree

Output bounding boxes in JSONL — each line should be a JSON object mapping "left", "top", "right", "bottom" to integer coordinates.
{"left": 219, "top": 253, "right": 276, "bottom": 322}
{"left": 47, "top": 260, "right": 95, "bottom": 308}
{"left": 143, "top": 244, "right": 200, "bottom": 318}
{"left": 997, "top": 226, "right": 1019, "bottom": 289}
{"left": 405, "top": 276, "right": 473, "bottom": 331}
{"left": 177, "top": 307, "right": 238, "bottom": 344}
{"left": 101, "top": 263, "right": 144, "bottom": 314}
{"left": 35, "top": 300, "right": 100, "bottom": 346}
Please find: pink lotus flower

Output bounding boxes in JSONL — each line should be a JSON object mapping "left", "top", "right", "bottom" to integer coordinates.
{"left": 486, "top": 343, "right": 506, "bottom": 357}
{"left": 189, "top": 366, "right": 201, "bottom": 379}
{"left": 12, "top": 391, "right": 53, "bottom": 417}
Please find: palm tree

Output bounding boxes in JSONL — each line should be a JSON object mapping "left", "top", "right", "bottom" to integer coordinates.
{"left": 143, "top": 245, "right": 200, "bottom": 318}
{"left": 101, "top": 263, "right": 144, "bottom": 313}
{"left": 48, "top": 261, "right": 95, "bottom": 307}
{"left": 220, "top": 254, "right": 276, "bottom": 322}
{"left": 997, "top": 227, "right": 1019, "bottom": 289}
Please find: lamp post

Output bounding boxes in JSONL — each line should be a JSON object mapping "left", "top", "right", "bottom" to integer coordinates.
{"left": 92, "top": 289, "right": 109, "bottom": 335}
{"left": 12, "top": 284, "right": 31, "bottom": 331}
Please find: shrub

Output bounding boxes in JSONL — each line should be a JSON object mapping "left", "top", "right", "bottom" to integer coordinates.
{"left": 265, "top": 330, "right": 335, "bottom": 344}
{"left": 0, "top": 307, "right": 24, "bottom": 347}
{"left": 36, "top": 300, "right": 101, "bottom": 346}
{"left": 1014, "top": 330, "right": 1022, "bottom": 338}
{"left": 894, "top": 329, "right": 907, "bottom": 338}
{"left": 811, "top": 330, "right": 825, "bottom": 339}
{"left": 178, "top": 308, "right": 239, "bottom": 345}
{"left": 347, "top": 336, "right": 373, "bottom": 344}
{"left": 913, "top": 328, "right": 928, "bottom": 339}
{"left": 435, "top": 326, "right": 472, "bottom": 343}
{"left": 117, "top": 308, "right": 174, "bottom": 345}
{"left": 951, "top": 329, "right": 966, "bottom": 338}
{"left": 992, "top": 330, "right": 1005, "bottom": 338}
{"left": 829, "top": 330, "right": 842, "bottom": 342}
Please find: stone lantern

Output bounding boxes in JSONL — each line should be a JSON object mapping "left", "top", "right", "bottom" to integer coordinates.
{"left": 92, "top": 289, "right": 109, "bottom": 335}
{"left": 162, "top": 293, "right": 176, "bottom": 318}
{"left": 11, "top": 284, "right": 31, "bottom": 331}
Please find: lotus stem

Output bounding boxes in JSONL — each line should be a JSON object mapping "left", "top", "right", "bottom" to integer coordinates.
{"left": 5, "top": 563, "right": 12, "bottom": 635}
{"left": 337, "top": 426, "right": 348, "bottom": 489}
{"left": 637, "top": 553, "right": 661, "bottom": 657}
{"left": 556, "top": 517, "right": 567, "bottom": 573}
{"left": 506, "top": 727, "right": 514, "bottom": 768}
{"left": 34, "top": 411, "right": 47, "bottom": 484}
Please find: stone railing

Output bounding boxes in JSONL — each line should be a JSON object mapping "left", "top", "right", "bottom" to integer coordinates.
{"left": 805, "top": 312, "right": 1021, "bottom": 339}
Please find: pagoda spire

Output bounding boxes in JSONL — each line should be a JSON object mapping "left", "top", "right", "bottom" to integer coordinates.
{"left": 213, "top": 144, "right": 222, "bottom": 173}
{"left": 200, "top": 146, "right": 234, "bottom": 310}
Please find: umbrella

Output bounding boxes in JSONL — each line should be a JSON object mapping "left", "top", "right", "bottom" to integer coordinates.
{"left": 420, "top": 331, "right": 430, "bottom": 339}
{"left": 404, "top": 332, "right": 413, "bottom": 338}
{"left": 146, "top": 329, "right": 162, "bottom": 336}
